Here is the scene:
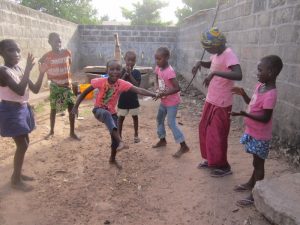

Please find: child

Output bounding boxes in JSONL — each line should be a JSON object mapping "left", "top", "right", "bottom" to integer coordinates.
{"left": 39, "top": 32, "right": 79, "bottom": 140}
{"left": 231, "top": 55, "right": 283, "bottom": 207}
{"left": 0, "top": 39, "right": 47, "bottom": 191}
{"left": 71, "top": 59, "right": 157, "bottom": 167}
{"left": 192, "top": 27, "right": 242, "bottom": 176}
{"left": 152, "top": 47, "right": 190, "bottom": 158}
{"left": 117, "top": 51, "right": 141, "bottom": 143}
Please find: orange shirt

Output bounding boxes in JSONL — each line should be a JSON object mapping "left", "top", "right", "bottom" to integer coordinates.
{"left": 41, "top": 49, "right": 72, "bottom": 86}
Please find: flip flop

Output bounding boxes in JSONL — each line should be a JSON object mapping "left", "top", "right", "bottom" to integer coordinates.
{"left": 197, "top": 161, "right": 208, "bottom": 169}
{"left": 236, "top": 198, "right": 254, "bottom": 207}
{"left": 210, "top": 168, "right": 233, "bottom": 177}
{"left": 234, "top": 184, "right": 252, "bottom": 192}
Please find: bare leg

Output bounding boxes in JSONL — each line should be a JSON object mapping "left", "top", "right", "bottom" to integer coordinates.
{"left": 132, "top": 115, "right": 140, "bottom": 143}
{"left": 68, "top": 103, "right": 80, "bottom": 140}
{"left": 118, "top": 115, "right": 125, "bottom": 138}
{"left": 132, "top": 115, "right": 139, "bottom": 138}
{"left": 11, "top": 134, "right": 33, "bottom": 191}
{"left": 45, "top": 109, "right": 56, "bottom": 139}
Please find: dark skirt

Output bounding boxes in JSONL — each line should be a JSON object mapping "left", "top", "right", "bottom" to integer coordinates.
{"left": 0, "top": 101, "right": 35, "bottom": 137}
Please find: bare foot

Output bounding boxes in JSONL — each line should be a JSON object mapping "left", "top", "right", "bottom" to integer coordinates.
{"left": 45, "top": 132, "right": 54, "bottom": 140}
{"left": 109, "top": 159, "right": 122, "bottom": 170}
{"left": 116, "top": 141, "right": 129, "bottom": 151}
{"left": 172, "top": 146, "right": 190, "bottom": 158}
{"left": 11, "top": 181, "right": 33, "bottom": 192}
{"left": 152, "top": 139, "right": 167, "bottom": 148}
{"left": 21, "top": 174, "right": 35, "bottom": 181}
{"left": 70, "top": 133, "right": 81, "bottom": 141}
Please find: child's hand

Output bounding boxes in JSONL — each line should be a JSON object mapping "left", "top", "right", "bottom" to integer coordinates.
{"left": 38, "top": 62, "right": 49, "bottom": 74}
{"left": 203, "top": 73, "right": 214, "bottom": 88}
{"left": 25, "top": 53, "right": 35, "bottom": 73}
{"left": 192, "top": 61, "right": 201, "bottom": 76}
{"left": 232, "top": 87, "right": 245, "bottom": 96}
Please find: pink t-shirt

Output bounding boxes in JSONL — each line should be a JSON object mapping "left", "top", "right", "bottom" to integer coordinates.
{"left": 91, "top": 78, "right": 133, "bottom": 114}
{"left": 155, "top": 65, "right": 181, "bottom": 107}
{"left": 245, "top": 83, "right": 277, "bottom": 140}
{"left": 206, "top": 48, "right": 239, "bottom": 107}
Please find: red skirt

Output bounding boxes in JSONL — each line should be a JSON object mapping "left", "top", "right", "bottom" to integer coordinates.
{"left": 199, "top": 102, "right": 232, "bottom": 168}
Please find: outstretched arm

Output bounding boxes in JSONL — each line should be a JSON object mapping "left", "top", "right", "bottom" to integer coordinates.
{"left": 231, "top": 109, "right": 273, "bottom": 124}
{"left": 129, "top": 86, "right": 157, "bottom": 98}
{"left": 71, "top": 85, "right": 95, "bottom": 114}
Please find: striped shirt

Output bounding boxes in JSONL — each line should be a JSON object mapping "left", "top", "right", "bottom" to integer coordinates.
{"left": 41, "top": 49, "right": 72, "bottom": 86}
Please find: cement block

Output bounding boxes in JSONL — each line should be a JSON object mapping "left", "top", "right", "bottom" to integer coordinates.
{"left": 269, "top": 0, "right": 286, "bottom": 8}
{"left": 277, "top": 25, "right": 300, "bottom": 43}
{"left": 253, "top": 173, "right": 300, "bottom": 225}
{"left": 295, "top": 5, "right": 300, "bottom": 21}
{"left": 272, "top": 7, "right": 294, "bottom": 24}
{"left": 259, "top": 28, "right": 277, "bottom": 44}
{"left": 253, "top": 0, "right": 267, "bottom": 12}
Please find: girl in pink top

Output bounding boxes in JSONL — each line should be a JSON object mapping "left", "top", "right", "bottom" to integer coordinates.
{"left": 72, "top": 60, "right": 157, "bottom": 168}
{"left": 231, "top": 55, "right": 283, "bottom": 207}
{"left": 0, "top": 39, "right": 47, "bottom": 191}
{"left": 192, "top": 28, "right": 242, "bottom": 177}
{"left": 152, "top": 47, "right": 190, "bottom": 158}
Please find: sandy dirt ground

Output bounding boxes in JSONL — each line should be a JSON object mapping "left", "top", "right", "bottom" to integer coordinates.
{"left": 0, "top": 88, "right": 298, "bottom": 225}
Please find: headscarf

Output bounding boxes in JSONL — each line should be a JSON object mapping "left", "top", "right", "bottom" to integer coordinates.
{"left": 200, "top": 27, "right": 226, "bottom": 49}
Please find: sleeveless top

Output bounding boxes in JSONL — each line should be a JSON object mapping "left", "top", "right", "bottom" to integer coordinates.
{"left": 0, "top": 65, "right": 29, "bottom": 103}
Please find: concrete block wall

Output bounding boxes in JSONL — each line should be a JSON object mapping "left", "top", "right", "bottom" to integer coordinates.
{"left": 78, "top": 25, "right": 177, "bottom": 68}
{"left": 175, "top": 0, "right": 300, "bottom": 148}
{"left": 0, "top": 0, "right": 79, "bottom": 80}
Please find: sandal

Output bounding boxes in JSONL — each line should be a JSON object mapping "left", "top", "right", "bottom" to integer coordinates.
{"left": 197, "top": 161, "right": 208, "bottom": 169}
{"left": 210, "top": 168, "right": 233, "bottom": 177}
{"left": 234, "top": 184, "right": 252, "bottom": 192}
{"left": 236, "top": 197, "right": 254, "bottom": 207}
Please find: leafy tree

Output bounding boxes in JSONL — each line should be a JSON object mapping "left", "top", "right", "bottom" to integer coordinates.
{"left": 176, "top": 0, "right": 217, "bottom": 24}
{"left": 18, "top": 0, "right": 101, "bottom": 24}
{"left": 121, "top": 0, "right": 171, "bottom": 26}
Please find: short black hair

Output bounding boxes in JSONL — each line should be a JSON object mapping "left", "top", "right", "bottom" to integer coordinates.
{"left": 156, "top": 47, "right": 170, "bottom": 57}
{"left": 0, "top": 39, "right": 15, "bottom": 53}
{"left": 106, "top": 59, "right": 122, "bottom": 69}
{"left": 124, "top": 50, "right": 136, "bottom": 59}
{"left": 261, "top": 55, "right": 283, "bottom": 77}
{"left": 48, "top": 32, "right": 60, "bottom": 41}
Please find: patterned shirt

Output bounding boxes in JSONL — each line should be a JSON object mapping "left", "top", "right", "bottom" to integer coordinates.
{"left": 40, "top": 49, "right": 72, "bottom": 86}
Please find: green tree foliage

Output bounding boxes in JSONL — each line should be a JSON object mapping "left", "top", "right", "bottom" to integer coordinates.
{"left": 19, "top": 0, "right": 101, "bottom": 24}
{"left": 175, "top": 0, "right": 217, "bottom": 24}
{"left": 121, "top": 0, "right": 171, "bottom": 26}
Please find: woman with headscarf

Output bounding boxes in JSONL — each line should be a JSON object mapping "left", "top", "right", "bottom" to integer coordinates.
{"left": 192, "top": 27, "right": 243, "bottom": 177}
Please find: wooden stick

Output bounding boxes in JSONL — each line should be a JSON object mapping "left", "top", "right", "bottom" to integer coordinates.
{"left": 114, "top": 33, "right": 121, "bottom": 61}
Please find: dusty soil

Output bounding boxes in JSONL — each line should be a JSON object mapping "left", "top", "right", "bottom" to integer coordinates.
{"left": 0, "top": 87, "right": 298, "bottom": 225}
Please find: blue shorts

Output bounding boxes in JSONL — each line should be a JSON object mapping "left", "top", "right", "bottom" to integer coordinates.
{"left": 240, "top": 133, "right": 270, "bottom": 159}
{"left": 0, "top": 101, "right": 35, "bottom": 137}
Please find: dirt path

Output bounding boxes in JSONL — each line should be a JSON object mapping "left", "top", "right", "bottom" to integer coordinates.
{"left": 0, "top": 92, "right": 297, "bottom": 225}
